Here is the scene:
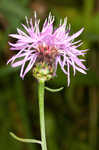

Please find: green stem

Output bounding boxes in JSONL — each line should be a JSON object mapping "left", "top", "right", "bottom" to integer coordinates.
{"left": 10, "top": 132, "right": 42, "bottom": 145}
{"left": 38, "top": 80, "right": 47, "bottom": 150}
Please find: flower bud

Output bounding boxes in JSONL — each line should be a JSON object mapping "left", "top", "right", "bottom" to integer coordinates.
{"left": 33, "top": 62, "right": 54, "bottom": 82}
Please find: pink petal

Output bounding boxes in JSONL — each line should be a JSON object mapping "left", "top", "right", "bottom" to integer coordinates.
{"left": 68, "top": 28, "right": 84, "bottom": 41}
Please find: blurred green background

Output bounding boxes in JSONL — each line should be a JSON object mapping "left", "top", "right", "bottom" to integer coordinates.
{"left": 0, "top": 0, "right": 99, "bottom": 150}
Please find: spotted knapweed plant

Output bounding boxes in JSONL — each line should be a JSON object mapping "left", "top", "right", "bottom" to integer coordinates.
{"left": 7, "top": 12, "right": 87, "bottom": 150}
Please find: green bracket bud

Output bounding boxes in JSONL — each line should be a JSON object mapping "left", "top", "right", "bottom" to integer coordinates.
{"left": 33, "top": 62, "right": 54, "bottom": 82}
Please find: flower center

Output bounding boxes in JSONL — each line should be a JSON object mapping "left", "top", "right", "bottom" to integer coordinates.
{"left": 37, "top": 44, "right": 58, "bottom": 65}
{"left": 32, "top": 44, "right": 58, "bottom": 81}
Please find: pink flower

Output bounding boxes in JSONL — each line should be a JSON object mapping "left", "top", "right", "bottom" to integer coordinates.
{"left": 7, "top": 12, "right": 87, "bottom": 86}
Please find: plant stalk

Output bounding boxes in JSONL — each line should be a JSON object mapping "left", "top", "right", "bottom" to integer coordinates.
{"left": 38, "top": 80, "right": 47, "bottom": 150}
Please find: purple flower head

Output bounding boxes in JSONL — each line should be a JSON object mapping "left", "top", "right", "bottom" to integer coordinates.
{"left": 7, "top": 12, "right": 87, "bottom": 86}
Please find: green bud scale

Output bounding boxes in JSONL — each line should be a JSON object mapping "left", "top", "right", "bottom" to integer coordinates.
{"left": 33, "top": 62, "right": 54, "bottom": 82}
